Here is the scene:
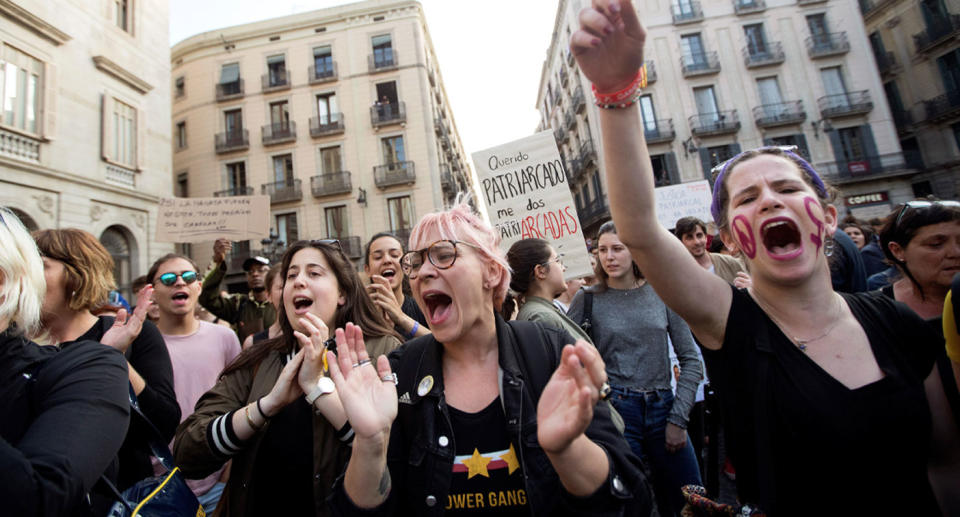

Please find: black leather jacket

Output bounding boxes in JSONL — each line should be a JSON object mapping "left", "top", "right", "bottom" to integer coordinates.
{"left": 328, "top": 316, "right": 653, "bottom": 517}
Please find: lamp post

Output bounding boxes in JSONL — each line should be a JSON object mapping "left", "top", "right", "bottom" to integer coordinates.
{"left": 261, "top": 229, "right": 286, "bottom": 263}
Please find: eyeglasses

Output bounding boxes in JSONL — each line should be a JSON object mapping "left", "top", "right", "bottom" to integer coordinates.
{"left": 709, "top": 145, "right": 800, "bottom": 177}
{"left": 541, "top": 254, "right": 564, "bottom": 267}
{"left": 400, "top": 240, "right": 481, "bottom": 279}
{"left": 893, "top": 200, "right": 960, "bottom": 233}
{"left": 158, "top": 270, "right": 199, "bottom": 286}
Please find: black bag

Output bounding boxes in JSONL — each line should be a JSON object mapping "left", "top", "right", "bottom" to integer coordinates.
{"left": 578, "top": 290, "right": 594, "bottom": 340}
{"left": 103, "top": 386, "right": 203, "bottom": 517}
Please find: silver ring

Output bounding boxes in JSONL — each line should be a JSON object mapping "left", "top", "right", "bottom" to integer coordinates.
{"left": 599, "top": 382, "right": 612, "bottom": 401}
{"left": 381, "top": 373, "right": 398, "bottom": 385}
{"left": 357, "top": 358, "right": 371, "bottom": 367}
{"left": 351, "top": 362, "right": 360, "bottom": 369}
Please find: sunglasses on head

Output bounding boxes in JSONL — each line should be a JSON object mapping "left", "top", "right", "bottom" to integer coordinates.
{"left": 893, "top": 200, "right": 960, "bottom": 233}
{"left": 157, "top": 270, "right": 199, "bottom": 286}
{"left": 709, "top": 145, "right": 800, "bottom": 176}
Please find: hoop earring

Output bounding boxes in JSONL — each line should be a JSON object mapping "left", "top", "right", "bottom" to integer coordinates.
{"left": 823, "top": 236, "right": 835, "bottom": 257}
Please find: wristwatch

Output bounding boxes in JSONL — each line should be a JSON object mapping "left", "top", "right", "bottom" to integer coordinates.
{"left": 305, "top": 377, "right": 336, "bottom": 405}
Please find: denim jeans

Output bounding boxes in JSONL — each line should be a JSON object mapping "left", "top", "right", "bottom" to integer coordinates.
{"left": 610, "top": 387, "right": 702, "bottom": 517}
{"left": 196, "top": 481, "right": 225, "bottom": 516}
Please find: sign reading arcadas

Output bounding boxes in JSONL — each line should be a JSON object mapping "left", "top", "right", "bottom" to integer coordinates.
{"left": 155, "top": 195, "right": 270, "bottom": 243}
{"left": 472, "top": 131, "right": 591, "bottom": 280}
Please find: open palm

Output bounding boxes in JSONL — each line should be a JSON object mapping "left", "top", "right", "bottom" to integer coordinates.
{"left": 537, "top": 344, "right": 605, "bottom": 453}
{"left": 327, "top": 323, "right": 397, "bottom": 440}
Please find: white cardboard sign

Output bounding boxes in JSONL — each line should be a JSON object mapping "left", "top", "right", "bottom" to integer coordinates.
{"left": 156, "top": 195, "right": 270, "bottom": 243}
{"left": 654, "top": 180, "right": 714, "bottom": 230}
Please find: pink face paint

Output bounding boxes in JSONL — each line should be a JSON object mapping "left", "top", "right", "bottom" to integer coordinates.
{"left": 732, "top": 215, "right": 757, "bottom": 259}
{"left": 804, "top": 196, "right": 824, "bottom": 254}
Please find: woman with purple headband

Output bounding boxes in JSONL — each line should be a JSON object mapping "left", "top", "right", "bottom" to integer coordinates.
{"left": 571, "top": 1, "right": 957, "bottom": 514}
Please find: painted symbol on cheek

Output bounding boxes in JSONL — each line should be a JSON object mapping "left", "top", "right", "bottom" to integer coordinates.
{"left": 732, "top": 215, "right": 757, "bottom": 259}
{"left": 804, "top": 197, "right": 824, "bottom": 254}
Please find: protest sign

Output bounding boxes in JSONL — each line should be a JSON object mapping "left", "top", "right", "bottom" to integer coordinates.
{"left": 654, "top": 180, "right": 713, "bottom": 230}
{"left": 156, "top": 195, "right": 270, "bottom": 243}
{"left": 472, "top": 130, "right": 591, "bottom": 280}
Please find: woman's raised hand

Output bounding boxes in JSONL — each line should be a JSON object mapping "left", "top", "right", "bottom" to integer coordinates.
{"left": 101, "top": 285, "right": 153, "bottom": 353}
{"left": 327, "top": 323, "right": 397, "bottom": 442}
{"left": 259, "top": 347, "right": 306, "bottom": 417}
{"left": 571, "top": 0, "right": 646, "bottom": 92}
{"left": 293, "top": 312, "right": 331, "bottom": 393}
{"left": 537, "top": 341, "right": 608, "bottom": 454}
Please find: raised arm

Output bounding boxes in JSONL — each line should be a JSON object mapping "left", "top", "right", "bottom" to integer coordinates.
{"left": 572, "top": 0, "right": 731, "bottom": 347}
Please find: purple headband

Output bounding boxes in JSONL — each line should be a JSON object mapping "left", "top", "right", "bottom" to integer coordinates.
{"left": 709, "top": 147, "right": 826, "bottom": 222}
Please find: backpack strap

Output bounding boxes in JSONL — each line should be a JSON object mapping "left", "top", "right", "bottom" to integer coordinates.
{"left": 579, "top": 291, "right": 594, "bottom": 340}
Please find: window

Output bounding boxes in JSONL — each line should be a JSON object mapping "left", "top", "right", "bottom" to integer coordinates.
{"left": 650, "top": 153, "right": 679, "bottom": 186}
{"left": 224, "top": 109, "right": 242, "bottom": 134}
{"left": 387, "top": 196, "right": 413, "bottom": 232}
{"left": 921, "top": 0, "right": 950, "bottom": 30}
{"left": 313, "top": 46, "right": 334, "bottom": 78}
{"left": 174, "top": 76, "right": 185, "bottom": 98}
{"left": 176, "top": 172, "right": 188, "bottom": 197}
{"left": 382, "top": 135, "right": 405, "bottom": 164}
{"left": 820, "top": 66, "right": 849, "bottom": 109}
{"left": 219, "top": 63, "right": 241, "bottom": 94}
{"left": 269, "top": 100, "right": 289, "bottom": 127}
{"left": 115, "top": 0, "right": 131, "bottom": 32}
{"left": 112, "top": 99, "right": 136, "bottom": 167}
{"left": 272, "top": 153, "right": 294, "bottom": 184}
{"left": 756, "top": 77, "right": 784, "bottom": 118}
{"left": 175, "top": 121, "right": 187, "bottom": 150}
{"left": 276, "top": 213, "right": 299, "bottom": 245}
{"left": 707, "top": 145, "right": 739, "bottom": 169}
{"left": 935, "top": 49, "right": 960, "bottom": 94}
{"left": 681, "top": 33, "right": 707, "bottom": 66}
{"left": 1, "top": 45, "right": 43, "bottom": 134}
{"left": 868, "top": 32, "right": 886, "bottom": 61}
{"left": 372, "top": 34, "right": 394, "bottom": 67}
{"left": 591, "top": 171, "right": 604, "bottom": 200}
{"left": 837, "top": 127, "right": 866, "bottom": 161}
{"left": 639, "top": 94, "right": 658, "bottom": 134}
{"left": 266, "top": 55, "right": 287, "bottom": 87}
{"left": 744, "top": 24, "right": 768, "bottom": 55}
{"left": 675, "top": 0, "right": 696, "bottom": 16}
{"left": 325, "top": 206, "right": 348, "bottom": 238}
{"left": 224, "top": 161, "right": 247, "bottom": 192}
{"left": 320, "top": 145, "right": 342, "bottom": 173}
{"left": 693, "top": 85, "right": 719, "bottom": 120}
{"left": 806, "top": 14, "right": 829, "bottom": 48}
{"left": 375, "top": 81, "right": 400, "bottom": 120}
{"left": 317, "top": 93, "right": 338, "bottom": 124}
{"left": 765, "top": 134, "right": 809, "bottom": 159}
{"left": 101, "top": 226, "right": 133, "bottom": 299}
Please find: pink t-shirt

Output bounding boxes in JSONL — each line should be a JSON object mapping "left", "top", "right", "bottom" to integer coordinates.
{"left": 158, "top": 320, "right": 241, "bottom": 496}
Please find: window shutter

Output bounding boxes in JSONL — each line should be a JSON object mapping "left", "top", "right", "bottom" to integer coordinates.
{"left": 136, "top": 106, "right": 145, "bottom": 171}
{"left": 101, "top": 94, "right": 114, "bottom": 162}
{"left": 665, "top": 152, "right": 681, "bottom": 184}
{"left": 43, "top": 62, "right": 57, "bottom": 140}
{"left": 699, "top": 147, "right": 712, "bottom": 180}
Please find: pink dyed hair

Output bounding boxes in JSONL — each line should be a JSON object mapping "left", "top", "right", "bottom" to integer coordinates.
{"left": 408, "top": 203, "right": 512, "bottom": 311}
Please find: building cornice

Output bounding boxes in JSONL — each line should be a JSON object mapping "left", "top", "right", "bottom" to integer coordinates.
{"left": 0, "top": 155, "right": 162, "bottom": 203}
{"left": 0, "top": 0, "right": 71, "bottom": 46}
{"left": 92, "top": 56, "right": 154, "bottom": 94}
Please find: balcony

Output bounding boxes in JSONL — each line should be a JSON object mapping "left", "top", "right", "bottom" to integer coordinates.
{"left": 580, "top": 197, "right": 610, "bottom": 228}
{"left": 341, "top": 236, "right": 363, "bottom": 259}
{"left": 921, "top": 89, "right": 960, "bottom": 124}
{"left": 806, "top": 32, "right": 850, "bottom": 58}
{"left": 370, "top": 101, "right": 406, "bottom": 128}
{"left": 566, "top": 50, "right": 576, "bottom": 67}
{"left": 643, "top": 119, "right": 676, "bottom": 144}
{"left": 261, "top": 121, "right": 297, "bottom": 146}
{"left": 310, "top": 171, "right": 352, "bottom": 197}
{"left": 215, "top": 129, "right": 249, "bottom": 154}
{"left": 859, "top": 0, "right": 897, "bottom": 19}
{"left": 262, "top": 179, "right": 302, "bottom": 204}
{"left": 892, "top": 109, "right": 914, "bottom": 134}
{"left": 753, "top": 101, "right": 806, "bottom": 128}
{"left": 374, "top": 161, "right": 416, "bottom": 188}
{"left": 689, "top": 110, "right": 741, "bottom": 136}
{"left": 816, "top": 151, "right": 921, "bottom": 183}
{"left": 797, "top": 0, "right": 827, "bottom": 4}
{"left": 743, "top": 42, "right": 785, "bottom": 68}
{"left": 554, "top": 127, "right": 568, "bottom": 144}
{"left": 672, "top": 1, "right": 703, "bottom": 24}
{"left": 428, "top": 68, "right": 436, "bottom": 86}
{"left": 734, "top": 0, "right": 766, "bottom": 14}
{"left": 913, "top": 15, "right": 960, "bottom": 55}
{"left": 579, "top": 140, "right": 597, "bottom": 169}
{"left": 551, "top": 88, "right": 562, "bottom": 107}
{"left": 261, "top": 71, "right": 291, "bottom": 92}
{"left": 573, "top": 86, "right": 586, "bottom": 113}
{"left": 215, "top": 80, "right": 244, "bottom": 101}
{"left": 214, "top": 186, "right": 254, "bottom": 197}
{"left": 875, "top": 51, "right": 899, "bottom": 77}
{"left": 560, "top": 66, "right": 569, "bottom": 87}
{"left": 566, "top": 156, "right": 584, "bottom": 182}
{"left": 681, "top": 51, "right": 721, "bottom": 77}
{"left": 0, "top": 127, "right": 40, "bottom": 163}
{"left": 564, "top": 110, "right": 577, "bottom": 130}
{"left": 369, "top": 51, "right": 398, "bottom": 72}
{"left": 817, "top": 91, "right": 873, "bottom": 118}
{"left": 308, "top": 62, "right": 338, "bottom": 84}
{"left": 440, "top": 163, "right": 454, "bottom": 191}
{"left": 645, "top": 60, "right": 657, "bottom": 84}
{"left": 309, "top": 113, "right": 345, "bottom": 137}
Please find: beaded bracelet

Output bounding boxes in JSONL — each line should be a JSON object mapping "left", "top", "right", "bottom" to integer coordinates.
{"left": 592, "top": 65, "right": 648, "bottom": 109}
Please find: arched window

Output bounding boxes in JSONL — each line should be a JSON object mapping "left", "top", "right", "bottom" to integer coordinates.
{"left": 100, "top": 226, "right": 134, "bottom": 300}
{"left": 8, "top": 208, "right": 39, "bottom": 232}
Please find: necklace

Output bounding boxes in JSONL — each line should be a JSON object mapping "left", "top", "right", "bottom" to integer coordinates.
{"left": 750, "top": 291, "right": 843, "bottom": 352}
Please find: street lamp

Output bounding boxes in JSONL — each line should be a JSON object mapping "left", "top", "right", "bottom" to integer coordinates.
{"left": 261, "top": 229, "right": 285, "bottom": 263}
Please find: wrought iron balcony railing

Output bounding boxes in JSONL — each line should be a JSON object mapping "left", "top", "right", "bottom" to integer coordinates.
{"left": 373, "top": 161, "right": 416, "bottom": 188}
{"left": 261, "top": 70, "right": 291, "bottom": 92}
{"left": 806, "top": 32, "right": 850, "bottom": 58}
{"left": 643, "top": 119, "right": 676, "bottom": 144}
{"left": 214, "top": 129, "right": 249, "bottom": 154}
{"left": 743, "top": 41, "right": 785, "bottom": 68}
{"left": 308, "top": 62, "right": 338, "bottom": 84}
{"left": 689, "top": 110, "right": 741, "bottom": 136}
{"left": 913, "top": 14, "right": 960, "bottom": 54}
{"left": 261, "top": 121, "right": 296, "bottom": 145}
{"left": 214, "top": 186, "right": 254, "bottom": 197}
{"left": 310, "top": 171, "right": 352, "bottom": 197}
{"left": 370, "top": 101, "right": 406, "bottom": 127}
{"left": 309, "top": 113, "right": 345, "bottom": 137}
{"left": 753, "top": 101, "right": 806, "bottom": 128}
{"left": 262, "top": 179, "right": 302, "bottom": 204}
{"left": 681, "top": 51, "right": 721, "bottom": 76}
{"left": 369, "top": 51, "right": 398, "bottom": 72}
{"left": 817, "top": 90, "right": 873, "bottom": 118}
{"left": 672, "top": 1, "right": 703, "bottom": 24}
{"left": 215, "top": 80, "right": 244, "bottom": 101}
{"left": 734, "top": 0, "right": 766, "bottom": 14}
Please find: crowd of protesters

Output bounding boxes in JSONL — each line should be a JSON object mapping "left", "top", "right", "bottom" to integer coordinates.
{"left": 3, "top": 1, "right": 960, "bottom": 516}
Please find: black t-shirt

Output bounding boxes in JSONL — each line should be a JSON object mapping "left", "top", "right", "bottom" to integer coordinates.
{"left": 445, "top": 398, "right": 530, "bottom": 516}
{"left": 703, "top": 286, "right": 940, "bottom": 516}
{"left": 397, "top": 295, "right": 429, "bottom": 341}
{"left": 250, "top": 396, "right": 315, "bottom": 515}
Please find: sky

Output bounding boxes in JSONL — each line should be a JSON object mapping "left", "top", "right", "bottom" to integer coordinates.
{"left": 169, "top": 0, "right": 560, "bottom": 160}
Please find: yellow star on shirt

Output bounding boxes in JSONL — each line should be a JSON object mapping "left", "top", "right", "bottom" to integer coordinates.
{"left": 462, "top": 448, "right": 492, "bottom": 479}
{"left": 499, "top": 444, "right": 520, "bottom": 475}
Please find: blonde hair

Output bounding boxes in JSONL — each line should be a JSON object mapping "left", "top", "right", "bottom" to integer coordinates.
{"left": 408, "top": 203, "right": 512, "bottom": 310}
{"left": 32, "top": 228, "right": 116, "bottom": 312}
{"left": 0, "top": 208, "right": 46, "bottom": 335}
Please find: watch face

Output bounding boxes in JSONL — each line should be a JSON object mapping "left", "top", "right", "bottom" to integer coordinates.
{"left": 318, "top": 376, "right": 335, "bottom": 393}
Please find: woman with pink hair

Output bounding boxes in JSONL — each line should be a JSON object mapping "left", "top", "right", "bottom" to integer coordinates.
{"left": 325, "top": 204, "right": 652, "bottom": 516}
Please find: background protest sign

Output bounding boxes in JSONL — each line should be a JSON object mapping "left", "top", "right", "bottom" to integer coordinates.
{"left": 472, "top": 130, "right": 591, "bottom": 280}
{"left": 156, "top": 195, "right": 270, "bottom": 243}
{"left": 654, "top": 180, "right": 713, "bottom": 230}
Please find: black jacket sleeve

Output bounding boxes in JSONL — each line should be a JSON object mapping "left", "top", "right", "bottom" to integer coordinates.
{"left": 0, "top": 341, "right": 130, "bottom": 517}
{"left": 126, "top": 319, "right": 180, "bottom": 442}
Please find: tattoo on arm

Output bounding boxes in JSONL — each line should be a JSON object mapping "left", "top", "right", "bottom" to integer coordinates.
{"left": 377, "top": 468, "right": 391, "bottom": 496}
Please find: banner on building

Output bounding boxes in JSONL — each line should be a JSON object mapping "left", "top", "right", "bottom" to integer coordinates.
{"left": 471, "top": 130, "right": 591, "bottom": 280}
{"left": 654, "top": 180, "right": 713, "bottom": 230}
{"left": 155, "top": 195, "right": 270, "bottom": 243}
